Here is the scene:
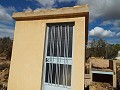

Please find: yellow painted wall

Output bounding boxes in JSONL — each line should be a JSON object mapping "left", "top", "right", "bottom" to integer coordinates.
{"left": 8, "top": 17, "right": 86, "bottom": 90}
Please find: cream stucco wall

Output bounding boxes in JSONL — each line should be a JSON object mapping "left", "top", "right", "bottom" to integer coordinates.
{"left": 8, "top": 6, "right": 88, "bottom": 90}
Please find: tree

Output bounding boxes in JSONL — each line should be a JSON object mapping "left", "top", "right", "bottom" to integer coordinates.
{"left": 107, "top": 44, "right": 120, "bottom": 59}
{"left": 88, "top": 39, "right": 120, "bottom": 59}
{"left": 96, "top": 39, "right": 106, "bottom": 57}
{"left": 90, "top": 39, "right": 97, "bottom": 57}
{"left": 89, "top": 39, "right": 106, "bottom": 58}
{"left": 0, "top": 37, "right": 13, "bottom": 59}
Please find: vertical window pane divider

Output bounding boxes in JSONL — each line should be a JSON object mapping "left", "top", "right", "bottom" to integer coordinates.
{"left": 63, "top": 25, "right": 66, "bottom": 87}
{"left": 58, "top": 25, "right": 60, "bottom": 86}
{"left": 66, "top": 25, "right": 69, "bottom": 86}
{"left": 56, "top": 25, "right": 59, "bottom": 86}
{"left": 52, "top": 26, "right": 55, "bottom": 84}
{"left": 51, "top": 26, "right": 54, "bottom": 84}
{"left": 48, "top": 28, "right": 52, "bottom": 84}
{"left": 65, "top": 25, "right": 67, "bottom": 87}
{"left": 48, "top": 27, "right": 50, "bottom": 84}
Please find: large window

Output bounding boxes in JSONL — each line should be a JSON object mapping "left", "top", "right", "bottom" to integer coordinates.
{"left": 44, "top": 22, "right": 74, "bottom": 89}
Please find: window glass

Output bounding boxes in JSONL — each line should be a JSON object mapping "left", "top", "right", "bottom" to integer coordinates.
{"left": 47, "top": 24, "right": 74, "bottom": 58}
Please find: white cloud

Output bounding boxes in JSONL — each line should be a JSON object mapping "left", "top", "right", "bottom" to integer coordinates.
{"left": 23, "top": 7, "right": 33, "bottom": 11}
{"left": 0, "top": 26, "right": 14, "bottom": 38}
{"left": 35, "top": 0, "right": 55, "bottom": 8}
{"left": 58, "top": 0, "right": 75, "bottom": 3}
{"left": 6, "top": 6, "right": 16, "bottom": 13}
{"left": 100, "top": 20, "right": 120, "bottom": 31}
{"left": 77, "top": 0, "right": 120, "bottom": 22}
{"left": 27, "top": 0, "right": 75, "bottom": 8}
{"left": 101, "top": 20, "right": 120, "bottom": 26}
{"left": 107, "top": 38, "right": 120, "bottom": 44}
{"left": 101, "top": 21, "right": 113, "bottom": 26}
{"left": 113, "top": 20, "right": 120, "bottom": 26}
{"left": 0, "top": 28, "right": 14, "bottom": 34}
{"left": 89, "top": 27, "right": 115, "bottom": 38}
{"left": 0, "top": 6, "right": 12, "bottom": 21}
{"left": 0, "top": 5, "right": 16, "bottom": 22}
{"left": 26, "top": 0, "right": 120, "bottom": 21}
{"left": 0, "top": 5, "right": 15, "bottom": 38}
{"left": 116, "top": 32, "right": 120, "bottom": 37}
{"left": 99, "top": 20, "right": 120, "bottom": 37}
{"left": 111, "top": 27, "right": 120, "bottom": 31}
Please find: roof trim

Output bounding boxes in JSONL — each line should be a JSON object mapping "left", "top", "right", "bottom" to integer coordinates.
{"left": 12, "top": 4, "right": 89, "bottom": 20}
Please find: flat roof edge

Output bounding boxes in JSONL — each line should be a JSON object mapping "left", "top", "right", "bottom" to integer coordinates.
{"left": 12, "top": 4, "right": 89, "bottom": 20}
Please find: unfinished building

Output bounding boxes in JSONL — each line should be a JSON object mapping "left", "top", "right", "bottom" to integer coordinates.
{"left": 89, "top": 57, "right": 120, "bottom": 89}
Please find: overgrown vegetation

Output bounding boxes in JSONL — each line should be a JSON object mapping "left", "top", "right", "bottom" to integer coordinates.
{"left": 0, "top": 37, "right": 13, "bottom": 59}
{"left": 0, "top": 37, "right": 12, "bottom": 90}
{"left": 87, "top": 39, "right": 120, "bottom": 59}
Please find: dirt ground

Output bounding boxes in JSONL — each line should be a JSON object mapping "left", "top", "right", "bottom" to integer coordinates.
{"left": 90, "top": 82, "right": 115, "bottom": 90}
{"left": 0, "top": 59, "right": 10, "bottom": 90}
{"left": 90, "top": 57, "right": 109, "bottom": 68}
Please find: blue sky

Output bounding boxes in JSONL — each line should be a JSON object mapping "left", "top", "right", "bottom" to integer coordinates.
{"left": 0, "top": 0, "right": 120, "bottom": 44}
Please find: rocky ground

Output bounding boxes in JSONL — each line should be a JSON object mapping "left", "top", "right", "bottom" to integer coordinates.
{"left": 90, "top": 82, "right": 115, "bottom": 90}
{"left": 0, "top": 59, "right": 10, "bottom": 90}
